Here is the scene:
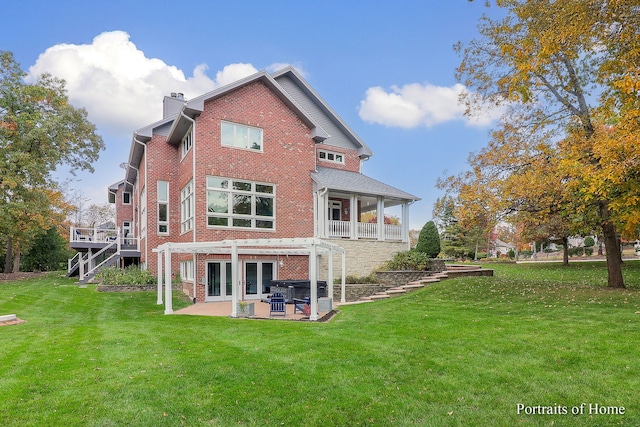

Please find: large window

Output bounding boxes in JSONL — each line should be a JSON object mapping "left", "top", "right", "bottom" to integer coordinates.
{"left": 157, "top": 181, "right": 169, "bottom": 234}
{"left": 181, "top": 180, "right": 194, "bottom": 233}
{"left": 206, "top": 176, "right": 275, "bottom": 230}
{"left": 221, "top": 121, "right": 263, "bottom": 151}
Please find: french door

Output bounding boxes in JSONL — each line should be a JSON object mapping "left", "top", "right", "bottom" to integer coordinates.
{"left": 206, "top": 260, "right": 275, "bottom": 301}
{"left": 244, "top": 261, "right": 275, "bottom": 300}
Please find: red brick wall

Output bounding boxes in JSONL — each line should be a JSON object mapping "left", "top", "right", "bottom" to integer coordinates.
{"left": 118, "top": 80, "right": 364, "bottom": 297}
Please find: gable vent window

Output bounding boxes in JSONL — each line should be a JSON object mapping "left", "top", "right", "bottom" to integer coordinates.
{"left": 319, "top": 149, "right": 345, "bottom": 164}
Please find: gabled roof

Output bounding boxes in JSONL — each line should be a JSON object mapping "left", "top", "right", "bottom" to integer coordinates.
{"left": 165, "top": 70, "right": 329, "bottom": 145}
{"left": 311, "top": 167, "right": 419, "bottom": 202}
{"left": 272, "top": 67, "right": 374, "bottom": 159}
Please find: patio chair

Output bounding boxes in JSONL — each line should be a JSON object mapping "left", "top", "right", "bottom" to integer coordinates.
{"left": 294, "top": 297, "right": 311, "bottom": 314}
{"left": 269, "top": 292, "right": 286, "bottom": 317}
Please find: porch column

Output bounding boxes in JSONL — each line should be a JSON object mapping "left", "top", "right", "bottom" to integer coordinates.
{"left": 156, "top": 250, "right": 163, "bottom": 305}
{"left": 164, "top": 245, "right": 173, "bottom": 314}
{"left": 231, "top": 242, "right": 239, "bottom": 317}
{"left": 341, "top": 250, "right": 346, "bottom": 303}
{"left": 350, "top": 194, "right": 358, "bottom": 239}
{"left": 377, "top": 197, "right": 385, "bottom": 241}
{"left": 317, "top": 190, "right": 329, "bottom": 238}
{"left": 309, "top": 243, "right": 319, "bottom": 321}
{"left": 328, "top": 247, "right": 334, "bottom": 299}
{"left": 402, "top": 202, "right": 410, "bottom": 243}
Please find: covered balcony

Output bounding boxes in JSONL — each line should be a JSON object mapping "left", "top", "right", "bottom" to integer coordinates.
{"left": 312, "top": 167, "right": 420, "bottom": 242}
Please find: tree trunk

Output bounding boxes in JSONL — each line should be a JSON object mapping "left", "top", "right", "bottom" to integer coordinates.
{"left": 600, "top": 202, "right": 625, "bottom": 288}
{"left": 12, "top": 244, "right": 21, "bottom": 273}
{"left": 4, "top": 237, "right": 12, "bottom": 274}
{"left": 562, "top": 236, "right": 569, "bottom": 266}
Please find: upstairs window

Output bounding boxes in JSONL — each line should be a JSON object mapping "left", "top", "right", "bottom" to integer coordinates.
{"left": 122, "top": 192, "right": 131, "bottom": 205}
{"left": 221, "top": 121, "right": 263, "bottom": 151}
{"left": 181, "top": 128, "right": 193, "bottom": 159}
{"left": 157, "top": 181, "right": 169, "bottom": 234}
{"left": 319, "top": 149, "right": 345, "bottom": 164}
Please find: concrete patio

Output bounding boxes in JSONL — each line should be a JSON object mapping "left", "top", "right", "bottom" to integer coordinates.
{"left": 173, "top": 300, "right": 342, "bottom": 321}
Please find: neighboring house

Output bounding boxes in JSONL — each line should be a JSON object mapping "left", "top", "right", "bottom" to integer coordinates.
{"left": 491, "top": 238, "right": 515, "bottom": 258}
{"left": 69, "top": 67, "right": 419, "bottom": 315}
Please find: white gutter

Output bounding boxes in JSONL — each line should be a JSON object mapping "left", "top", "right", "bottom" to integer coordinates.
{"left": 180, "top": 111, "right": 198, "bottom": 301}
{"left": 134, "top": 135, "right": 147, "bottom": 267}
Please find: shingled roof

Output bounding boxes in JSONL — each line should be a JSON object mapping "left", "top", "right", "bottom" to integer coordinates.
{"left": 311, "top": 167, "right": 419, "bottom": 201}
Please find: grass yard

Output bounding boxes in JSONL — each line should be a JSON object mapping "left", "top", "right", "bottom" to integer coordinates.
{"left": 1, "top": 262, "right": 640, "bottom": 426}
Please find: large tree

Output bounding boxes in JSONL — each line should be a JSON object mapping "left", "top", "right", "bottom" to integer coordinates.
{"left": 0, "top": 51, "right": 104, "bottom": 272}
{"left": 453, "top": 0, "right": 639, "bottom": 287}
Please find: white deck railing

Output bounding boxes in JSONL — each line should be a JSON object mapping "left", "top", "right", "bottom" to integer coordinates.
{"left": 70, "top": 226, "right": 138, "bottom": 247}
{"left": 327, "top": 220, "right": 403, "bottom": 241}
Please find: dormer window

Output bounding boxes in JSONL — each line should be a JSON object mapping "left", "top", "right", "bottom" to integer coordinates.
{"left": 319, "top": 149, "right": 344, "bottom": 164}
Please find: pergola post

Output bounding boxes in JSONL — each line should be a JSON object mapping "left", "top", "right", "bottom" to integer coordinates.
{"left": 309, "top": 243, "right": 319, "bottom": 321}
{"left": 156, "top": 250, "right": 163, "bottom": 305}
{"left": 164, "top": 245, "right": 173, "bottom": 314}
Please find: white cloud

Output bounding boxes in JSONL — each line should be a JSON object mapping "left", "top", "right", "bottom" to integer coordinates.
{"left": 358, "top": 82, "right": 502, "bottom": 129}
{"left": 25, "top": 30, "right": 259, "bottom": 136}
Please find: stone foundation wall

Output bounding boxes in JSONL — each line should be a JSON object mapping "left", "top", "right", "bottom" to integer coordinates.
{"left": 319, "top": 239, "right": 409, "bottom": 279}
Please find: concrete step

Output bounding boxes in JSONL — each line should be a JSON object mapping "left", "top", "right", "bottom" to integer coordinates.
{"left": 386, "top": 288, "right": 408, "bottom": 294}
{"left": 401, "top": 283, "right": 426, "bottom": 289}
{"left": 368, "top": 294, "right": 391, "bottom": 300}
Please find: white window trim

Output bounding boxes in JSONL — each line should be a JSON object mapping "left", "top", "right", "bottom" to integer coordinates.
{"left": 221, "top": 121, "right": 264, "bottom": 152}
{"left": 180, "top": 260, "right": 194, "bottom": 282}
{"left": 122, "top": 192, "right": 131, "bottom": 205}
{"left": 318, "top": 149, "right": 345, "bottom": 164}
{"left": 140, "top": 186, "right": 147, "bottom": 238}
{"left": 181, "top": 180, "right": 194, "bottom": 234}
{"left": 206, "top": 176, "right": 275, "bottom": 231}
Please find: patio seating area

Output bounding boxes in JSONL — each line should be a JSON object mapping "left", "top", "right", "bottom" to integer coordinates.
{"left": 173, "top": 299, "right": 336, "bottom": 321}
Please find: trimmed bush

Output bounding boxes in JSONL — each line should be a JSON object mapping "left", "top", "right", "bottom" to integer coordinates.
{"left": 583, "top": 236, "right": 595, "bottom": 247}
{"left": 416, "top": 221, "right": 441, "bottom": 258}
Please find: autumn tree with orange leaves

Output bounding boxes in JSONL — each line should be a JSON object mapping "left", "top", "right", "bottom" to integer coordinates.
{"left": 442, "top": 0, "right": 639, "bottom": 287}
{"left": 0, "top": 51, "right": 104, "bottom": 272}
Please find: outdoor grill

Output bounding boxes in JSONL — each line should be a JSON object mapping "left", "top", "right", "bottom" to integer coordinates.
{"left": 269, "top": 280, "right": 328, "bottom": 302}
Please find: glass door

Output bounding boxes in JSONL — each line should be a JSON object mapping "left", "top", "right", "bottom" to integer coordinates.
{"left": 244, "top": 261, "right": 275, "bottom": 300}
{"left": 206, "top": 261, "right": 233, "bottom": 301}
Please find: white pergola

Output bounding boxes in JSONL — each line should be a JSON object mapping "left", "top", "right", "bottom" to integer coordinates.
{"left": 153, "top": 238, "right": 346, "bottom": 321}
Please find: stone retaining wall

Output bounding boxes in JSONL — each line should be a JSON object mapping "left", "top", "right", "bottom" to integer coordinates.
{"left": 332, "top": 283, "right": 392, "bottom": 302}
{"left": 319, "top": 239, "right": 410, "bottom": 279}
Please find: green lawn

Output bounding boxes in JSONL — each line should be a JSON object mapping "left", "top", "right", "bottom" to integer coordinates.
{"left": 1, "top": 262, "right": 639, "bottom": 426}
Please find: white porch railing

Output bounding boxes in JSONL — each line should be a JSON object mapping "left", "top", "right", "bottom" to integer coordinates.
{"left": 328, "top": 220, "right": 404, "bottom": 241}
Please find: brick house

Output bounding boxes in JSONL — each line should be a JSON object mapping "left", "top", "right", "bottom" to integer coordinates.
{"left": 70, "top": 67, "right": 419, "bottom": 317}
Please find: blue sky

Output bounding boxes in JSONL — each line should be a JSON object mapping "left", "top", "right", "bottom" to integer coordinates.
{"left": 3, "top": 0, "right": 504, "bottom": 229}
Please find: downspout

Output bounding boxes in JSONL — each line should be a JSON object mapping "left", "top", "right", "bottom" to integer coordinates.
{"left": 317, "top": 187, "right": 328, "bottom": 238}
{"left": 180, "top": 111, "right": 197, "bottom": 301}
{"left": 133, "top": 135, "right": 147, "bottom": 267}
